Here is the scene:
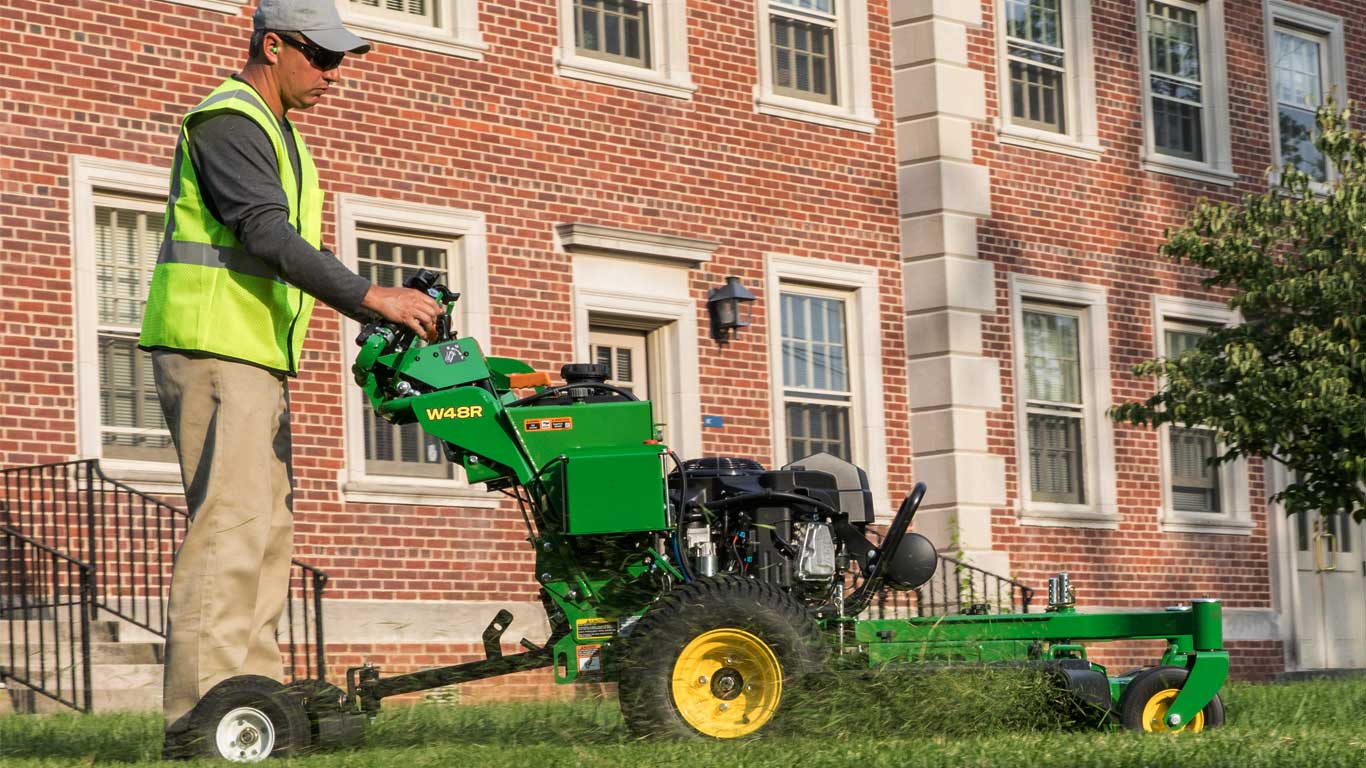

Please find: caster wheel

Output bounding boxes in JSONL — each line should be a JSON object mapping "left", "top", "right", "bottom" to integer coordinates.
{"left": 186, "top": 675, "right": 311, "bottom": 761}
{"left": 1119, "top": 666, "right": 1224, "bottom": 733}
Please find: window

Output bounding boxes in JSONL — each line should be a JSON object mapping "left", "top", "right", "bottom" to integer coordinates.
{"left": 94, "top": 201, "right": 175, "bottom": 464}
{"left": 575, "top": 0, "right": 651, "bottom": 68}
{"left": 337, "top": 0, "right": 485, "bottom": 59}
{"left": 556, "top": 0, "right": 694, "bottom": 98}
{"left": 1005, "top": 0, "right": 1065, "bottom": 132}
{"left": 1152, "top": 297, "right": 1252, "bottom": 534}
{"left": 1137, "top": 0, "right": 1233, "bottom": 185}
{"left": 1021, "top": 307, "right": 1086, "bottom": 504}
{"left": 770, "top": 0, "right": 837, "bottom": 104}
{"left": 765, "top": 255, "right": 890, "bottom": 518}
{"left": 756, "top": 0, "right": 876, "bottom": 132}
{"left": 339, "top": 196, "right": 492, "bottom": 507}
{"left": 781, "top": 290, "right": 853, "bottom": 461}
{"left": 995, "top": 0, "right": 1100, "bottom": 159}
{"left": 1164, "top": 325, "right": 1220, "bottom": 512}
{"left": 1009, "top": 275, "right": 1117, "bottom": 527}
{"left": 1267, "top": 3, "right": 1346, "bottom": 185}
{"left": 590, "top": 328, "right": 649, "bottom": 398}
{"left": 358, "top": 234, "right": 454, "bottom": 479}
{"left": 73, "top": 158, "right": 179, "bottom": 486}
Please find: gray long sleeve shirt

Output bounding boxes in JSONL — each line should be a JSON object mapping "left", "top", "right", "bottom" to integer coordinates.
{"left": 186, "top": 90, "right": 371, "bottom": 318}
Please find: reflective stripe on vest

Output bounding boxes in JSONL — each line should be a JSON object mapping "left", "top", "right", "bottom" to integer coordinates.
{"left": 138, "top": 78, "right": 324, "bottom": 374}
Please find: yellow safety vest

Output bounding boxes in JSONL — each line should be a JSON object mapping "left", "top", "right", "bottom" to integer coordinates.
{"left": 139, "top": 78, "right": 323, "bottom": 374}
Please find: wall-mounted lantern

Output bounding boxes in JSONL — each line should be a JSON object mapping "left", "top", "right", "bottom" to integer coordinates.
{"left": 706, "top": 276, "right": 756, "bottom": 344}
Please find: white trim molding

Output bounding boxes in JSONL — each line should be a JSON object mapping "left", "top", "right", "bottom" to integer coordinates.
{"left": 336, "top": 195, "right": 499, "bottom": 508}
{"left": 557, "top": 223, "right": 717, "bottom": 266}
{"left": 1136, "top": 0, "right": 1237, "bottom": 186}
{"left": 765, "top": 254, "right": 891, "bottom": 519}
{"left": 993, "top": 0, "right": 1104, "bottom": 161}
{"left": 166, "top": 0, "right": 247, "bottom": 14}
{"left": 1009, "top": 274, "right": 1119, "bottom": 529}
{"left": 754, "top": 0, "right": 879, "bottom": 133}
{"left": 1151, "top": 295, "right": 1253, "bottom": 535}
{"left": 337, "top": 0, "right": 487, "bottom": 60}
{"left": 70, "top": 155, "right": 183, "bottom": 493}
{"left": 554, "top": 0, "right": 697, "bottom": 99}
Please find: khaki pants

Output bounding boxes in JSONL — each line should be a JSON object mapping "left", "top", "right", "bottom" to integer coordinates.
{"left": 152, "top": 351, "right": 295, "bottom": 727}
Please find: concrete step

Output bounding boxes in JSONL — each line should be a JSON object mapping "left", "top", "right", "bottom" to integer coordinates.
{"left": 8, "top": 663, "right": 165, "bottom": 691}
{"left": 1, "top": 640, "right": 164, "bottom": 665}
{"left": 1, "top": 619, "right": 121, "bottom": 643}
{"left": 0, "top": 684, "right": 162, "bottom": 715}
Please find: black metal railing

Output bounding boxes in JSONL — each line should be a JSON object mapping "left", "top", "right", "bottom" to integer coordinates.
{"left": 0, "top": 460, "right": 329, "bottom": 711}
{"left": 1, "top": 526, "right": 93, "bottom": 712}
{"left": 856, "top": 553, "right": 1035, "bottom": 620}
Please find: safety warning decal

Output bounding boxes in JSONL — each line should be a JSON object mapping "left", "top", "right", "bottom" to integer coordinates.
{"left": 577, "top": 644, "right": 604, "bottom": 676}
{"left": 575, "top": 617, "right": 618, "bottom": 641}
{"left": 524, "top": 416, "right": 573, "bottom": 432}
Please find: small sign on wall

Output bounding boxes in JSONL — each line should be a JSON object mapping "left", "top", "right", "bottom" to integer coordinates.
{"left": 703, "top": 415, "right": 724, "bottom": 428}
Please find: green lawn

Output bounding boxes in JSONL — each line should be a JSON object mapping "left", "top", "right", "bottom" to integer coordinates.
{"left": 3, "top": 676, "right": 1365, "bottom": 767}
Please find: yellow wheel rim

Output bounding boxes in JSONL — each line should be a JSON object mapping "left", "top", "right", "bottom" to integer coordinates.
{"left": 670, "top": 628, "right": 783, "bottom": 738}
{"left": 1140, "top": 688, "right": 1205, "bottom": 733}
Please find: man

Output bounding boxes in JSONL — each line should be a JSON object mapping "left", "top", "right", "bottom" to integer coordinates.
{"left": 138, "top": 0, "right": 439, "bottom": 746}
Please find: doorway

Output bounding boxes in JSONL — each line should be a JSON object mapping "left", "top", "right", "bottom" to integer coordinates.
{"left": 1291, "top": 506, "right": 1366, "bottom": 668}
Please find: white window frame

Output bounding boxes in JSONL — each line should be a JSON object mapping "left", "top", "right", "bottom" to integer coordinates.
{"left": 1152, "top": 296, "right": 1252, "bottom": 535}
{"left": 555, "top": 0, "right": 697, "bottom": 99}
{"left": 766, "top": 254, "right": 890, "bottom": 519}
{"left": 994, "top": 0, "right": 1103, "bottom": 161}
{"left": 336, "top": 0, "right": 487, "bottom": 60}
{"left": 1010, "top": 274, "right": 1118, "bottom": 528}
{"left": 1136, "top": 0, "right": 1236, "bottom": 186}
{"left": 755, "top": 0, "right": 878, "bottom": 133}
{"left": 162, "top": 0, "right": 247, "bottom": 14}
{"left": 338, "top": 195, "right": 497, "bottom": 508}
{"left": 71, "top": 156, "right": 183, "bottom": 493}
{"left": 1264, "top": 2, "right": 1346, "bottom": 188}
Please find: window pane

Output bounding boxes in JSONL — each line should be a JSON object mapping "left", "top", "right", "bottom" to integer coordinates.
{"left": 1170, "top": 426, "right": 1221, "bottom": 512}
{"left": 348, "top": 0, "right": 439, "bottom": 26}
{"left": 1023, "top": 310, "right": 1081, "bottom": 404}
{"left": 1165, "top": 329, "right": 1202, "bottom": 358}
{"left": 359, "top": 236, "right": 452, "bottom": 479}
{"left": 781, "top": 293, "right": 849, "bottom": 394}
{"left": 1028, "top": 412, "right": 1084, "bottom": 504}
{"left": 770, "top": 16, "right": 836, "bottom": 104}
{"left": 787, "top": 403, "right": 851, "bottom": 462}
{"left": 575, "top": 0, "right": 651, "bottom": 68}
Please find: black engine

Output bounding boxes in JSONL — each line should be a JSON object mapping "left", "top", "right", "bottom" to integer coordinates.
{"left": 668, "top": 454, "right": 937, "bottom": 614}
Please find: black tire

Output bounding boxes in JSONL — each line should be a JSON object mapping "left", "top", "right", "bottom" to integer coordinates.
{"left": 1118, "top": 666, "right": 1225, "bottom": 733}
{"left": 616, "top": 575, "right": 827, "bottom": 740}
{"left": 185, "top": 675, "right": 311, "bottom": 761}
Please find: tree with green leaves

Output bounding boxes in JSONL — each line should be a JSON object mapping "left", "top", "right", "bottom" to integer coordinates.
{"left": 1114, "top": 104, "right": 1365, "bottom": 521}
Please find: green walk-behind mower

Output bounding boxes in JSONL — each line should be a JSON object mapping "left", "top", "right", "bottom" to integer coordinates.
{"left": 181, "top": 270, "right": 1230, "bottom": 761}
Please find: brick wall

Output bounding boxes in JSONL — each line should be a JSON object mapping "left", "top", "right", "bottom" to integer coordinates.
{"left": 0, "top": 0, "right": 908, "bottom": 689}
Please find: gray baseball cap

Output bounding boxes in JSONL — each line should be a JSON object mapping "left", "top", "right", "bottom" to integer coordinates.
{"left": 253, "top": 0, "right": 371, "bottom": 54}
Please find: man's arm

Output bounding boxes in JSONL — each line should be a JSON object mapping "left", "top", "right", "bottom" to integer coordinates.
{"left": 186, "top": 112, "right": 439, "bottom": 335}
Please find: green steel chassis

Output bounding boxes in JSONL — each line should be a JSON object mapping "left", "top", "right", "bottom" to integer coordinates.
{"left": 339, "top": 278, "right": 1230, "bottom": 735}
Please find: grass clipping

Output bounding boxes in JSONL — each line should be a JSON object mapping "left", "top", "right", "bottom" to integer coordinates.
{"left": 777, "top": 659, "right": 1083, "bottom": 738}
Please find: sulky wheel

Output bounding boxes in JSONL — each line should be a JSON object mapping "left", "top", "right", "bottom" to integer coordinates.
{"left": 1118, "top": 666, "right": 1225, "bottom": 733}
{"left": 185, "top": 675, "right": 311, "bottom": 762}
{"left": 616, "top": 575, "right": 826, "bottom": 740}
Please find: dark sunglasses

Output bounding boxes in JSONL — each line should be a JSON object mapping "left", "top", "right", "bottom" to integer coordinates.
{"left": 276, "top": 33, "right": 346, "bottom": 71}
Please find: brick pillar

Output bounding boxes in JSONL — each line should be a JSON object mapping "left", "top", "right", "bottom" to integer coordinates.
{"left": 890, "top": 0, "right": 1008, "bottom": 575}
